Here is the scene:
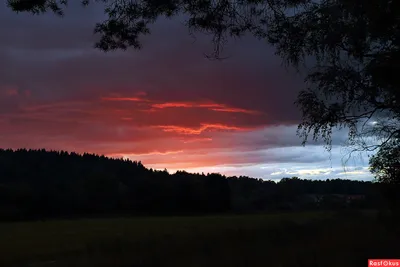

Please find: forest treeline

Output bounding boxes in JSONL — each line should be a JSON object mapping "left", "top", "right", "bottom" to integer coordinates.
{"left": 0, "top": 149, "right": 386, "bottom": 221}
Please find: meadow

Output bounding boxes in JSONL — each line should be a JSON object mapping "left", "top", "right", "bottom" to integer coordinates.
{"left": 1, "top": 210, "right": 399, "bottom": 267}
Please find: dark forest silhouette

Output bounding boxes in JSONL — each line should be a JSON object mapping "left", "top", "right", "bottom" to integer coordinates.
{"left": 0, "top": 148, "right": 386, "bottom": 221}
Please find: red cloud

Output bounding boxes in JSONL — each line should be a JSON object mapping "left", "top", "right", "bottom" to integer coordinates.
{"left": 6, "top": 88, "right": 18, "bottom": 96}
{"left": 120, "top": 117, "right": 134, "bottom": 121}
{"left": 151, "top": 102, "right": 223, "bottom": 109}
{"left": 22, "top": 101, "right": 88, "bottom": 111}
{"left": 151, "top": 101, "right": 261, "bottom": 115}
{"left": 155, "top": 123, "right": 250, "bottom": 135}
{"left": 182, "top": 137, "right": 213, "bottom": 143}
{"left": 108, "top": 150, "right": 184, "bottom": 158}
{"left": 100, "top": 95, "right": 262, "bottom": 116}
{"left": 101, "top": 97, "right": 146, "bottom": 102}
{"left": 210, "top": 107, "right": 261, "bottom": 114}
{"left": 1, "top": 86, "right": 19, "bottom": 97}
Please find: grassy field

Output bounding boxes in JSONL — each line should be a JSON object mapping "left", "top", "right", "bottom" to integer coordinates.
{"left": 0, "top": 211, "right": 398, "bottom": 267}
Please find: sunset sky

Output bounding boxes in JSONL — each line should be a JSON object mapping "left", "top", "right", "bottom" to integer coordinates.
{"left": 0, "top": 2, "right": 374, "bottom": 181}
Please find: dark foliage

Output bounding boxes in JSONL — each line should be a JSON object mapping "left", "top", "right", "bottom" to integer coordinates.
{"left": 0, "top": 149, "right": 382, "bottom": 221}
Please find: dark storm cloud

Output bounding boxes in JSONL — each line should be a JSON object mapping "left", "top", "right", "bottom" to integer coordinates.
{"left": 0, "top": 2, "right": 303, "bottom": 126}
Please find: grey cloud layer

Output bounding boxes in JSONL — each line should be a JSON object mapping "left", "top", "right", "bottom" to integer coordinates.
{"left": 0, "top": 3, "right": 303, "bottom": 125}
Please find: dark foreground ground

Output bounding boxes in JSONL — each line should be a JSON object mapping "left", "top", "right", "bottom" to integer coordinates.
{"left": 0, "top": 210, "right": 399, "bottom": 267}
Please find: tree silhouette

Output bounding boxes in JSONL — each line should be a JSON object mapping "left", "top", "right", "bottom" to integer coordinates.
{"left": 0, "top": 149, "right": 382, "bottom": 221}
{"left": 370, "top": 140, "right": 400, "bottom": 184}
